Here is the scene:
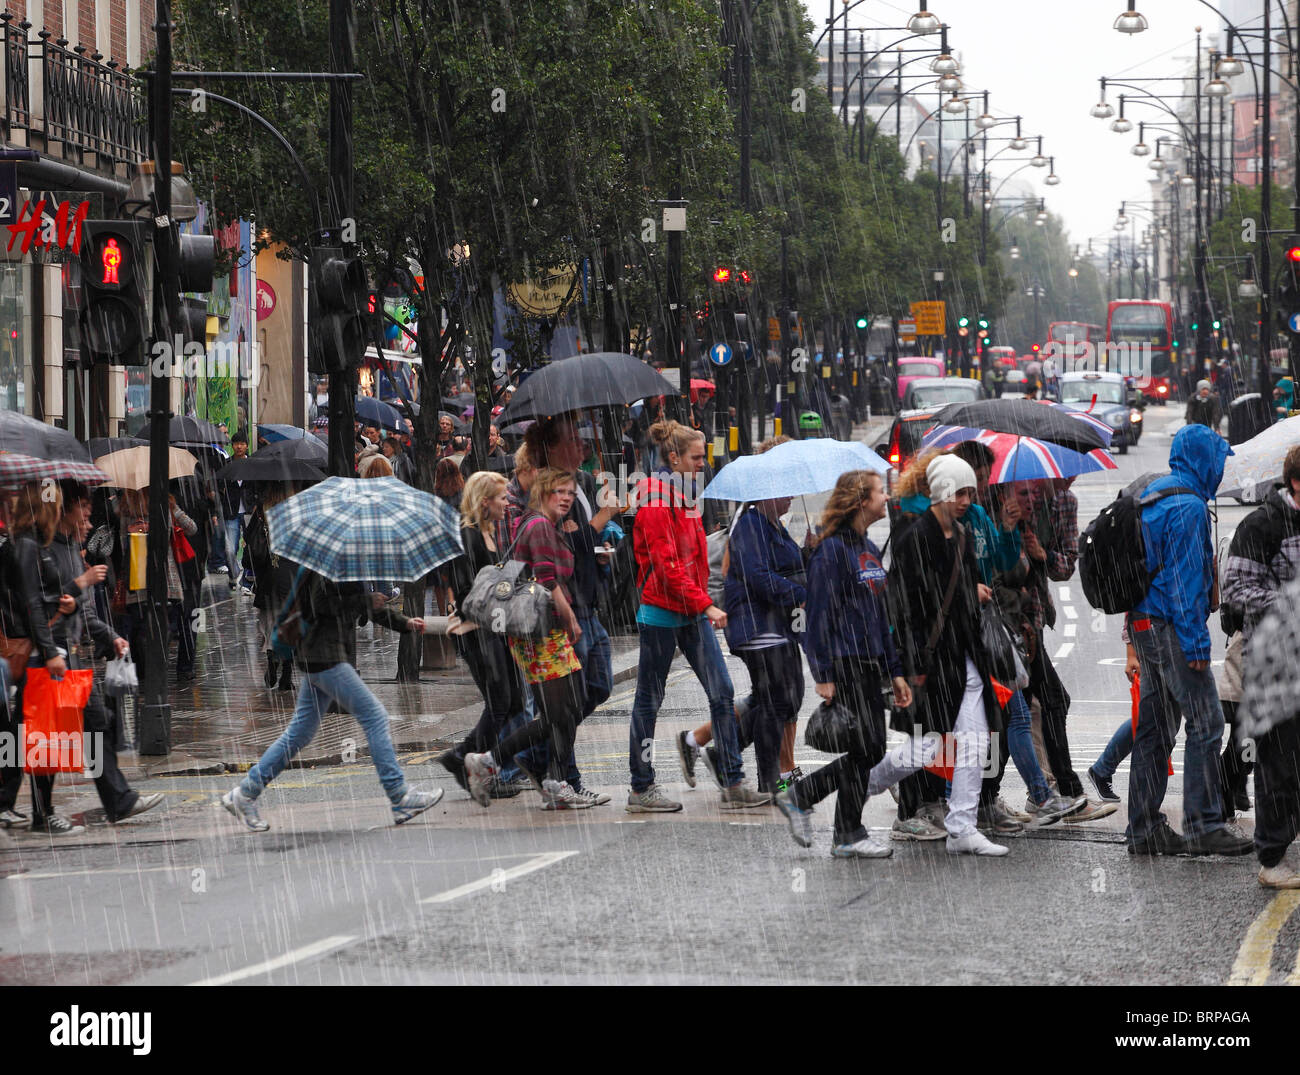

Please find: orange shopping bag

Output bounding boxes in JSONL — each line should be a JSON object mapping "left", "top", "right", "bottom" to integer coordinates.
{"left": 923, "top": 733, "right": 957, "bottom": 781}
{"left": 22, "top": 668, "right": 94, "bottom": 774}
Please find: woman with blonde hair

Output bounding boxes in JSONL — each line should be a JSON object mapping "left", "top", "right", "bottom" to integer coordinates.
{"left": 438, "top": 471, "right": 526, "bottom": 798}
{"left": 464, "top": 466, "right": 592, "bottom": 810}
{"left": 775, "top": 470, "right": 913, "bottom": 857}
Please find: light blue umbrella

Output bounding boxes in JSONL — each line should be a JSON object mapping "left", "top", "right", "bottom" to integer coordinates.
{"left": 258, "top": 423, "right": 310, "bottom": 443}
{"left": 266, "top": 476, "right": 463, "bottom": 582}
{"left": 701, "top": 439, "right": 889, "bottom": 500}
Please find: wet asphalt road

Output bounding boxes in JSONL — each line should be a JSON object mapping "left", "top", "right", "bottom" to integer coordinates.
{"left": 2, "top": 404, "right": 1296, "bottom": 986}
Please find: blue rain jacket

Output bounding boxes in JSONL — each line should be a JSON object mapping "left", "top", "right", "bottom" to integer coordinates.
{"left": 1134, "top": 423, "right": 1232, "bottom": 661}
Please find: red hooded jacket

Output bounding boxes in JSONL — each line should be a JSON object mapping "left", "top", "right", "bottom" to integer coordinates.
{"left": 632, "top": 473, "right": 712, "bottom": 617}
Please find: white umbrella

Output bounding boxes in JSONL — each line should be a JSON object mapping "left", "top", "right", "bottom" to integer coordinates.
{"left": 1218, "top": 415, "right": 1300, "bottom": 498}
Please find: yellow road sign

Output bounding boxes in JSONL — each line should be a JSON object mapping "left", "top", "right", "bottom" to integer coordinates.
{"left": 911, "top": 300, "right": 946, "bottom": 336}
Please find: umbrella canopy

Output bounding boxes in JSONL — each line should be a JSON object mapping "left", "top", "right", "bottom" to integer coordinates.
{"left": 216, "top": 454, "right": 326, "bottom": 483}
{"left": 919, "top": 426, "right": 1118, "bottom": 483}
{"left": 1219, "top": 414, "right": 1300, "bottom": 496}
{"left": 258, "top": 436, "right": 329, "bottom": 465}
{"left": 657, "top": 371, "right": 717, "bottom": 402}
{"left": 354, "top": 395, "right": 405, "bottom": 431}
{"left": 87, "top": 436, "right": 146, "bottom": 458}
{"left": 501, "top": 352, "right": 670, "bottom": 422}
{"left": 266, "top": 475, "right": 463, "bottom": 582}
{"left": 94, "top": 445, "right": 197, "bottom": 489}
{"left": 169, "top": 416, "right": 229, "bottom": 447}
{"left": 257, "top": 423, "right": 310, "bottom": 443}
{"left": 0, "top": 410, "right": 91, "bottom": 461}
{"left": 930, "top": 397, "right": 1109, "bottom": 455}
{"left": 701, "top": 439, "right": 890, "bottom": 500}
{"left": 0, "top": 452, "right": 110, "bottom": 491}
{"left": 498, "top": 419, "right": 534, "bottom": 438}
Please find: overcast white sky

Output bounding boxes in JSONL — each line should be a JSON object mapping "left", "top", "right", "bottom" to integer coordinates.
{"left": 842, "top": 0, "right": 1227, "bottom": 246}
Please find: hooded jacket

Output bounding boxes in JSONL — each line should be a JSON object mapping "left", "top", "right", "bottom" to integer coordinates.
{"left": 1221, "top": 487, "right": 1300, "bottom": 640}
{"left": 632, "top": 472, "right": 712, "bottom": 617}
{"left": 1133, "top": 423, "right": 1233, "bottom": 661}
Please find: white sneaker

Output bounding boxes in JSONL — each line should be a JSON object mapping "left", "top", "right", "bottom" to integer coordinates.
{"left": 540, "top": 780, "right": 596, "bottom": 810}
{"left": 946, "top": 830, "right": 1010, "bottom": 856}
{"left": 1024, "top": 792, "right": 1087, "bottom": 827}
{"left": 774, "top": 789, "right": 815, "bottom": 848}
{"left": 221, "top": 786, "right": 269, "bottom": 832}
{"left": 464, "top": 752, "right": 500, "bottom": 808}
{"left": 831, "top": 834, "right": 893, "bottom": 858}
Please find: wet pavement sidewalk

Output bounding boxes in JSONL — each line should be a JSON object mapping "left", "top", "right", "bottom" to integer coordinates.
{"left": 109, "top": 579, "right": 642, "bottom": 782}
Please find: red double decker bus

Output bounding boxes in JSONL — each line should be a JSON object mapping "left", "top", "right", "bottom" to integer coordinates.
{"left": 1047, "top": 321, "right": 1103, "bottom": 370}
{"left": 1105, "top": 300, "right": 1174, "bottom": 403}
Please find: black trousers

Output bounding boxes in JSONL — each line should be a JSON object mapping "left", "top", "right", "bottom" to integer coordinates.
{"left": 737, "top": 643, "right": 805, "bottom": 793}
{"left": 492, "top": 673, "right": 582, "bottom": 784}
{"left": 1254, "top": 719, "right": 1300, "bottom": 869}
{"left": 0, "top": 685, "right": 22, "bottom": 813}
{"left": 1025, "top": 628, "right": 1083, "bottom": 798}
{"left": 454, "top": 630, "right": 526, "bottom": 758}
{"left": 1218, "top": 700, "right": 1253, "bottom": 798}
{"left": 898, "top": 771, "right": 947, "bottom": 818}
{"left": 29, "top": 686, "right": 136, "bottom": 825}
{"left": 791, "top": 657, "right": 886, "bottom": 843}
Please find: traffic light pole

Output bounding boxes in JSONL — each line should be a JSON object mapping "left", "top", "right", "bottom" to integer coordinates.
{"left": 326, "top": 0, "right": 358, "bottom": 479}
{"left": 138, "top": 0, "right": 178, "bottom": 754}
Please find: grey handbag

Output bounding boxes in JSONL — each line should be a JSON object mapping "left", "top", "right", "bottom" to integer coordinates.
{"left": 459, "top": 521, "right": 556, "bottom": 641}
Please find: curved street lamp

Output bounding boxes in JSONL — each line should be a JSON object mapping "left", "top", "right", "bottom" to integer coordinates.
{"left": 1113, "top": 2, "right": 1148, "bottom": 34}
{"left": 908, "top": 8, "right": 942, "bottom": 35}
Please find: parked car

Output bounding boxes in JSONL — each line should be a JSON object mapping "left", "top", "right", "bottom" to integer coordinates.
{"left": 1054, "top": 370, "right": 1142, "bottom": 454}
{"left": 874, "top": 408, "right": 943, "bottom": 472}
{"left": 895, "top": 357, "right": 946, "bottom": 402}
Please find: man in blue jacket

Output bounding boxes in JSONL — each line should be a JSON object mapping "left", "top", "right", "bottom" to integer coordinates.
{"left": 1127, "top": 423, "right": 1252, "bottom": 856}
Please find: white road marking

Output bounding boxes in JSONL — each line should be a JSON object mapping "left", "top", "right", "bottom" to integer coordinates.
{"left": 1058, "top": 587, "right": 1071, "bottom": 602}
{"left": 1053, "top": 643, "right": 1074, "bottom": 661}
{"left": 420, "top": 850, "right": 578, "bottom": 905}
{"left": 8, "top": 865, "right": 194, "bottom": 881}
{"left": 1063, "top": 605, "right": 1078, "bottom": 619}
{"left": 191, "top": 934, "right": 358, "bottom": 986}
{"left": 1063, "top": 624, "right": 1077, "bottom": 638}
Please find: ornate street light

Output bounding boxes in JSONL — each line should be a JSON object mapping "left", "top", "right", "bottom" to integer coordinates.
{"left": 1030, "top": 152, "right": 1049, "bottom": 167}
{"left": 1239, "top": 278, "right": 1260, "bottom": 299}
{"left": 937, "top": 74, "right": 962, "bottom": 93}
{"left": 1180, "top": 174, "right": 1195, "bottom": 187}
{"left": 1091, "top": 99, "right": 1115, "bottom": 118}
{"left": 1113, "top": 2, "right": 1148, "bottom": 34}
{"left": 1131, "top": 141, "right": 1151, "bottom": 156}
{"left": 1205, "top": 77, "right": 1230, "bottom": 98}
{"left": 908, "top": 8, "right": 941, "bottom": 35}
{"left": 1217, "top": 54, "right": 1244, "bottom": 78}
{"left": 943, "top": 92, "right": 967, "bottom": 114}
{"left": 975, "top": 111, "right": 998, "bottom": 130}
{"left": 1009, "top": 245, "right": 1021, "bottom": 259}
{"left": 1010, "top": 135, "right": 1028, "bottom": 150}
{"left": 1111, "top": 115, "right": 1133, "bottom": 133}
{"left": 931, "top": 52, "right": 960, "bottom": 75}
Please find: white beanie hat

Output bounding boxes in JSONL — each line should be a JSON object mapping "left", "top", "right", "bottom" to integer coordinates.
{"left": 927, "top": 454, "right": 978, "bottom": 504}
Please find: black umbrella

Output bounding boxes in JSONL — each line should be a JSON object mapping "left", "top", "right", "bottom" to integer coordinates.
{"left": 931, "top": 398, "right": 1109, "bottom": 455}
{"left": 88, "top": 436, "right": 146, "bottom": 458}
{"left": 500, "top": 353, "right": 669, "bottom": 423}
{"left": 258, "top": 436, "right": 328, "bottom": 464}
{"left": 354, "top": 394, "right": 405, "bottom": 431}
{"left": 216, "top": 454, "right": 326, "bottom": 482}
{"left": 442, "top": 393, "right": 474, "bottom": 411}
{"left": 170, "top": 416, "right": 230, "bottom": 447}
{"left": 0, "top": 411, "right": 91, "bottom": 461}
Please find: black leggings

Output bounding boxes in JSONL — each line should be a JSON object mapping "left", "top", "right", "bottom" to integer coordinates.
{"left": 737, "top": 643, "right": 805, "bottom": 793}
{"left": 454, "top": 630, "right": 526, "bottom": 758}
{"left": 792, "top": 657, "right": 887, "bottom": 843}
{"left": 491, "top": 673, "right": 582, "bottom": 784}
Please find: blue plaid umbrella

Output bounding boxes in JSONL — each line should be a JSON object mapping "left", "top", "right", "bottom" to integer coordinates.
{"left": 266, "top": 475, "right": 463, "bottom": 582}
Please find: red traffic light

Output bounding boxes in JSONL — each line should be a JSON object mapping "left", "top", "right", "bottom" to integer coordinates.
{"left": 1287, "top": 245, "right": 1300, "bottom": 263}
{"left": 101, "top": 237, "right": 123, "bottom": 285}
{"left": 712, "top": 266, "right": 731, "bottom": 283}
{"left": 1031, "top": 343, "right": 1041, "bottom": 353}
{"left": 738, "top": 270, "right": 752, "bottom": 284}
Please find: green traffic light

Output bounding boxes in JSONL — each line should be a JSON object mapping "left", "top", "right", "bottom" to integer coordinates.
{"left": 977, "top": 317, "right": 989, "bottom": 329}
{"left": 1212, "top": 319, "right": 1221, "bottom": 330}
{"left": 1191, "top": 322, "right": 1199, "bottom": 331}
{"left": 958, "top": 316, "right": 969, "bottom": 328}
{"left": 855, "top": 316, "right": 868, "bottom": 330}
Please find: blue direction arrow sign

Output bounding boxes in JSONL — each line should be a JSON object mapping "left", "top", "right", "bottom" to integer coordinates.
{"left": 708, "top": 341, "right": 734, "bottom": 367}
{"left": 1289, "top": 312, "right": 1300, "bottom": 334}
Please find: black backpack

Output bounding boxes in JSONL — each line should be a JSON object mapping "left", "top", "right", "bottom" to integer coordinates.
{"left": 1079, "top": 479, "right": 1196, "bottom": 614}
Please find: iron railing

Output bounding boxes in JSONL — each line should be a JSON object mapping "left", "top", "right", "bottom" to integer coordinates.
{"left": 0, "top": 13, "right": 147, "bottom": 172}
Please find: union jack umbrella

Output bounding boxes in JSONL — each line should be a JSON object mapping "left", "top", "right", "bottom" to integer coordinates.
{"left": 919, "top": 426, "right": 1118, "bottom": 483}
{"left": 1036, "top": 399, "right": 1114, "bottom": 441}
{"left": 266, "top": 475, "right": 463, "bottom": 582}
{"left": 0, "top": 451, "right": 110, "bottom": 491}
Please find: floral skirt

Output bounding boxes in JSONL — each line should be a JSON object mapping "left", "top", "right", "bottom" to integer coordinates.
{"left": 509, "top": 629, "right": 582, "bottom": 684}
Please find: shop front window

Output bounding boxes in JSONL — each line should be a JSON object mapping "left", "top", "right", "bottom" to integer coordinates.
{"left": 0, "top": 264, "right": 33, "bottom": 415}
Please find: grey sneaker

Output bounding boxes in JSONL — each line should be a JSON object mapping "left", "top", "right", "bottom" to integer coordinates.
{"left": 1024, "top": 792, "right": 1087, "bottom": 827}
{"left": 0, "top": 808, "right": 29, "bottom": 828}
{"left": 891, "top": 814, "right": 947, "bottom": 841}
{"left": 774, "top": 789, "right": 814, "bottom": 847}
{"left": 114, "top": 792, "right": 165, "bottom": 822}
{"left": 995, "top": 795, "right": 1031, "bottom": 822}
{"left": 31, "top": 814, "right": 85, "bottom": 837}
{"left": 977, "top": 799, "right": 1024, "bottom": 835}
{"left": 570, "top": 786, "right": 610, "bottom": 807}
{"left": 626, "top": 785, "right": 683, "bottom": 813}
{"left": 917, "top": 800, "right": 948, "bottom": 828}
{"left": 721, "top": 782, "right": 772, "bottom": 810}
{"left": 1060, "top": 798, "right": 1119, "bottom": 824}
{"left": 676, "top": 731, "right": 698, "bottom": 788}
{"left": 221, "top": 786, "right": 269, "bottom": 832}
{"left": 832, "top": 834, "right": 893, "bottom": 858}
{"left": 392, "top": 786, "right": 444, "bottom": 824}
{"left": 540, "top": 780, "right": 596, "bottom": 810}
{"left": 464, "top": 752, "right": 500, "bottom": 808}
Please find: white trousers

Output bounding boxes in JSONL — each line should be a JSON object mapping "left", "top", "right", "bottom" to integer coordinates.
{"left": 866, "top": 657, "right": 991, "bottom": 837}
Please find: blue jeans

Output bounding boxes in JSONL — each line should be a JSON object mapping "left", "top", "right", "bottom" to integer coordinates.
{"left": 1004, "top": 689, "right": 1053, "bottom": 805}
{"left": 518, "top": 610, "right": 612, "bottom": 788}
{"left": 1127, "top": 619, "right": 1227, "bottom": 842}
{"left": 241, "top": 661, "right": 407, "bottom": 804}
{"left": 1094, "top": 718, "right": 1134, "bottom": 780}
{"left": 629, "top": 617, "right": 742, "bottom": 792}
